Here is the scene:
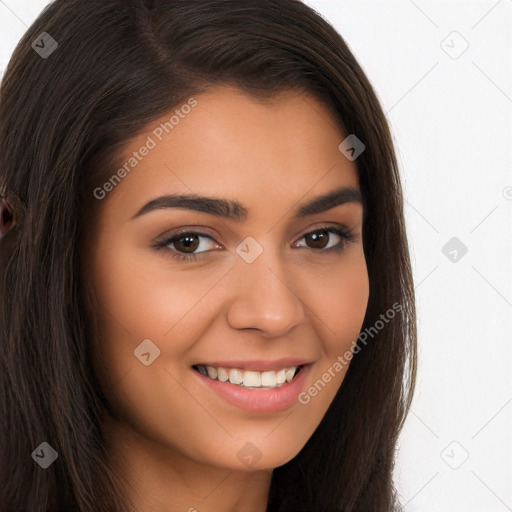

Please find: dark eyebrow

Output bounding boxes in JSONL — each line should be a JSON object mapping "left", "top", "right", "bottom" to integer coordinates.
{"left": 296, "top": 187, "right": 361, "bottom": 217}
{"left": 131, "top": 186, "right": 361, "bottom": 221}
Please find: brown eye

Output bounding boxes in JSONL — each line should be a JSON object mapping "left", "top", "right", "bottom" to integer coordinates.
{"left": 304, "top": 230, "right": 330, "bottom": 249}
{"left": 173, "top": 233, "right": 200, "bottom": 253}
{"left": 294, "top": 226, "right": 355, "bottom": 254}
{"left": 153, "top": 230, "right": 220, "bottom": 261}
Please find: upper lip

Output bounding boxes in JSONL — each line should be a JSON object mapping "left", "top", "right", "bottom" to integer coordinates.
{"left": 193, "top": 358, "right": 315, "bottom": 372}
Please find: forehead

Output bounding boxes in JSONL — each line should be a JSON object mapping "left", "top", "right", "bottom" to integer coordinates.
{"left": 104, "top": 86, "right": 359, "bottom": 216}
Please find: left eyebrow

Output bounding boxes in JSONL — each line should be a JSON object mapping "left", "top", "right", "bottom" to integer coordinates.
{"left": 295, "top": 186, "right": 362, "bottom": 217}
{"left": 130, "top": 186, "right": 362, "bottom": 221}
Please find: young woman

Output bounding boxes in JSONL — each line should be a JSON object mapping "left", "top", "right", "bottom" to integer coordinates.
{"left": 0, "top": 1, "right": 417, "bottom": 511}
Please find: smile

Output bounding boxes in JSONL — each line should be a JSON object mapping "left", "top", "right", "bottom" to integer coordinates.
{"left": 193, "top": 364, "right": 301, "bottom": 389}
{"left": 192, "top": 363, "right": 312, "bottom": 413}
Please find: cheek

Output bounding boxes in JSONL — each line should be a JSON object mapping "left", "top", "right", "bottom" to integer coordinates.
{"left": 85, "top": 237, "right": 208, "bottom": 392}
{"left": 86, "top": 241, "right": 228, "bottom": 443}
{"left": 297, "top": 258, "right": 368, "bottom": 408}
{"left": 89, "top": 240, "right": 223, "bottom": 343}
{"left": 308, "top": 248, "right": 369, "bottom": 347}
{"left": 302, "top": 248, "right": 368, "bottom": 383}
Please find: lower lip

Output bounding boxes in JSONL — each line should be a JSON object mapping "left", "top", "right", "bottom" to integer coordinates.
{"left": 193, "top": 364, "right": 311, "bottom": 413}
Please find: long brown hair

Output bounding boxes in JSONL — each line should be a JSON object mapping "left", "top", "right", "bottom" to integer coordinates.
{"left": 0, "top": 1, "right": 416, "bottom": 510}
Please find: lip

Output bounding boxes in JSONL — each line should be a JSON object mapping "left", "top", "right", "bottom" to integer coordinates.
{"left": 191, "top": 357, "right": 314, "bottom": 372}
{"left": 193, "top": 363, "right": 312, "bottom": 413}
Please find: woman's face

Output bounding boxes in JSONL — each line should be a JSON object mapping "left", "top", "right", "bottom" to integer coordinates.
{"left": 83, "top": 86, "right": 369, "bottom": 472}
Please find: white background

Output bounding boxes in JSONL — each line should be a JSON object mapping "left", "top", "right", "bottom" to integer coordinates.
{"left": 1, "top": 1, "right": 511, "bottom": 511}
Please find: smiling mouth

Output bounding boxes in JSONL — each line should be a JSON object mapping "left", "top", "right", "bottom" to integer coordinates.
{"left": 192, "top": 364, "right": 303, "bottom": 389}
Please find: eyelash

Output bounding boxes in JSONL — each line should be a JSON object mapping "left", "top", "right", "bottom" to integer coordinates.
{"left": 152, "top": 225, "right": 357, "bottom": 263}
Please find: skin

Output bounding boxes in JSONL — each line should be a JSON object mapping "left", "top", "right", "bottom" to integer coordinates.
{"left": 82, "top": 86, "right": 369, "bottom": 512}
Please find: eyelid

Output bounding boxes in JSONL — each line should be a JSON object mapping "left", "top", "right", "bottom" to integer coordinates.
{"left": 156, "top": 226, "right": 217, "bottom": 241}
{"left": 155, "top": 223, "right": 349, "bottom": 247}
{"left": 154, "top": 228, "right": 220, "bottom": 249}
{"left": 152, "top": 223, "right": 357, "bottom": 263}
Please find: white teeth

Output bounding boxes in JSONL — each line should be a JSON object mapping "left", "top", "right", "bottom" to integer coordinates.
{"left": 217, "top": 367, "right": 229, "bottom": 382}
{"left": 285, "top": 367, "right": 296, "bottom": 382}
{"left": 261, "top": 370, "right": 276, "bottom": 387}
{"left": 228, "top": 368, "right": 243, "bottom": 385}
{"left": 243, "top": 371, "right": 262, "bottom": 387}
{"left": 196, "top": 364, "right": 300, "bottom": 389}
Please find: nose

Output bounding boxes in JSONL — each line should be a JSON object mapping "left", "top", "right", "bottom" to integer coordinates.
{"left": 226, "top": 249, "right": 306, "bottom": 337}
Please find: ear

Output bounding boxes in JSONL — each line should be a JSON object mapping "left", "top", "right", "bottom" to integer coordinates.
{"left": 0, "top": 194, "right": 14, "bottom": 238}
{"left": 0, "top": 193, "right": 26, "bottom": 240}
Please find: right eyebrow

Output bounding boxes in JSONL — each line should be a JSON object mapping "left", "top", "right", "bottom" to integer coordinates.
{"left": 131, "top": 194, "right": 248, "bottom": 221}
